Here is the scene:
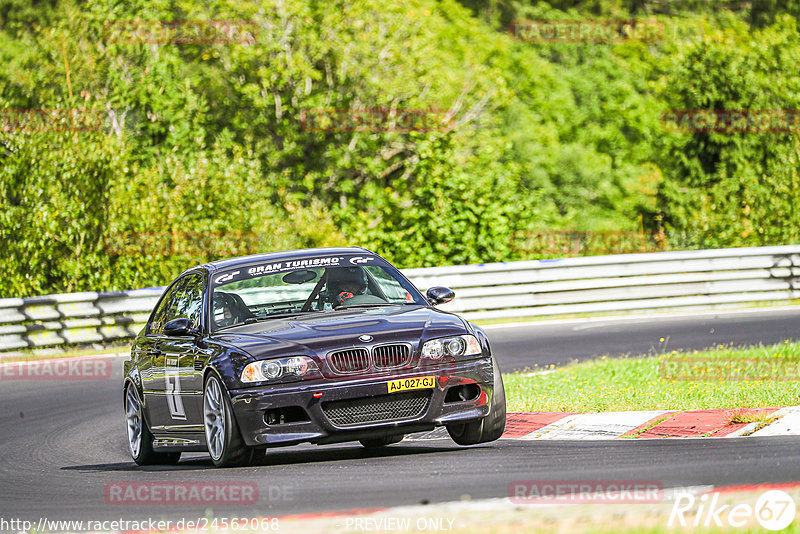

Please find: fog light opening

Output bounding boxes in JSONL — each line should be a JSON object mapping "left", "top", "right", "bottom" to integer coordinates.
{"left": 264, "top": 406, "right": 310, "bottom": 425}
{"left": 444, "top": 384, "right": 481, "bottom": 403}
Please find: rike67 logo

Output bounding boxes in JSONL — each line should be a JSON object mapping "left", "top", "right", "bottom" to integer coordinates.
{"left": 669, "top": 489, "right": 796, "bottom": 530}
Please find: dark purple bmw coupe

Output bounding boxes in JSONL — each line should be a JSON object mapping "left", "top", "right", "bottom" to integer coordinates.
{"left": 124, "top": 247, "right": 505, "bottom": 467}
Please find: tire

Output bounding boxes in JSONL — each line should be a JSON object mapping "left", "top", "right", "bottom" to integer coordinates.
{"left": 125, "top": 385, "right": 181, "bottom": 466}
{"left": 359, "top": 434, "right": 404, "bottom": 448}
{"left": 203, "top": 374, "right": 255, "bottom": 468}
{"left": 446, "top": 357, "right": 506, "bottom": 445}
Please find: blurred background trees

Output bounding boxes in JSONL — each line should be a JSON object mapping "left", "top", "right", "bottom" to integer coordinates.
{"left": 1, "top": 0, "right": 798, "bottom": 296}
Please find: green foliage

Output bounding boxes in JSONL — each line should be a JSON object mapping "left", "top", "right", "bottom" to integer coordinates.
{"left": 656, "top": 17, "right": 800, "bottom": 247}
{"left": 0, "top": 124, "right": 125, "bottom": 295}
{"left": 1, "top": 0, "right": 799, "bottom": 297}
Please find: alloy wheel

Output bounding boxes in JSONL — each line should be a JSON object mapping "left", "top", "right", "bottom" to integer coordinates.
{"left": 125, "top": 387, "right": 142, "bottom": 458}
{"left": 204, "top": 377, "right": 226, "bottom": 460}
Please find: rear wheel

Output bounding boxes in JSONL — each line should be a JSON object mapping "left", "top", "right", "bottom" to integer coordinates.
{"left": 125, "top": 385, "right": 181, "bottom": 466}
{"left": 447, "top": 358, "right": 506, "bottom": 445}
{"left": 359, "top": 434, "right": 404, "bottom": 448}
{"left": 203, "top": 374, "right": 254, "bottom": 468}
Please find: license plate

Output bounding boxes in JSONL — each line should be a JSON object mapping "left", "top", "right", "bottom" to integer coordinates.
{"left": 387, "top": 376, "right": 436, "bottom": 393}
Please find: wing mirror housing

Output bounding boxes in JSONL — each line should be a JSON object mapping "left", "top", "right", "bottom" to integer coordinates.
{"left": 164, "top": 317, "right": 199, "bottom": 337}
{"left": 426, "top": 286, "right": 455, "bottom": 305}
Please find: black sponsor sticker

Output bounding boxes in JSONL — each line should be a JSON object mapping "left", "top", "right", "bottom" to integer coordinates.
{"left": 213, "top": 256, "right": 352, "bottom": 286}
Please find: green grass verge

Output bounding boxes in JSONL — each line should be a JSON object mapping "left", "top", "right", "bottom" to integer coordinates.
{"left": 503, "top": 341, "right": 800, "bottom": 412}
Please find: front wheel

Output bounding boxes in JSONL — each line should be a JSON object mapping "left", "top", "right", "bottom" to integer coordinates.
{"left": 447, "top": 358, "right": 506, "bottom": 445}
{"left": 125, "top": 385, "right": 181, "bottom": 466}
{"left": 203, "top": 374, "right": 255, "bottom": 468}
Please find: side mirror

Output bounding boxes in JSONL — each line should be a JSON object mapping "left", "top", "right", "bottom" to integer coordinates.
{"left": 163, "top": 317, "right": 197, "bottom": 337}
{"left": 426, "top": 286, "right": 455, "bottom": 305}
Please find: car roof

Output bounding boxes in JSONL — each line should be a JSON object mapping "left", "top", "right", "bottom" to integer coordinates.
{"left": 188, "top": 247, "right": 377, "bottom": 274}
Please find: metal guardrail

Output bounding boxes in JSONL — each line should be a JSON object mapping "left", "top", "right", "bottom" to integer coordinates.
{"left": 2, "top": 245, "right": 799, "bottom": 353}
{"left": 0, "top": 288, "right": 163, "bottom": 353}
{"left": 416, "top": 245, "right": 800, "bottom": 320}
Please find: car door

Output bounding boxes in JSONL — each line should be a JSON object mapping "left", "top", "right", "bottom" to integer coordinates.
{"left": 152, "top": 272, "right": 206, "bottom": 432}
{"left": 139, "top": 279, "right": 182, "bottom": 430}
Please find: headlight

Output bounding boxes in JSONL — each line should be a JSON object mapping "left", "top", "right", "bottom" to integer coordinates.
{"left": 241, "top": 356, "right": 319, "bottom": 384}
{"left": 421, "top": 335, "right": 482, "bottom": 359}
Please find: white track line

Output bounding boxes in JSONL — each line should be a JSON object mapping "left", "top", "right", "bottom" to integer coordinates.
{"left": 519, "top": 411, "right": 670, "bottom": 440}
{"left": 723, "top": 422, "right": 758, "bottom": 438}
{"left": 750, "top": 406, "right": 800, "bottom": 437}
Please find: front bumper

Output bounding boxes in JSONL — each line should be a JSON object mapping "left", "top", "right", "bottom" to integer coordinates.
{"left": 228, "top": 356, "right": 494, "bottom": 447}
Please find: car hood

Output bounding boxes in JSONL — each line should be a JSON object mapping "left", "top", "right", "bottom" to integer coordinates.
{"left": 210, "top": 305, "right": 468, "bottom": 359}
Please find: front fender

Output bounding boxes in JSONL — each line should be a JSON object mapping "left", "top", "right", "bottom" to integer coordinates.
{"left": 205, "top": 349, "right": 254, "bottom": 391}
{"left": 469, "top": 323, "right": 494, "bottom": 360}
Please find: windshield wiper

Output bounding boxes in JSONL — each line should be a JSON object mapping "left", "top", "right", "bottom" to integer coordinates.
{"left": 243, "top": 310, "right": 323, "bottom": 323}
{"left": 336, "top": 303, "right": 405, "bottom": 309}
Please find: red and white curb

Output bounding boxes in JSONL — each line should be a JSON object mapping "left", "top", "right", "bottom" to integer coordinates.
{"left": 407, "top": 407, "right": 800, "bottom": 441}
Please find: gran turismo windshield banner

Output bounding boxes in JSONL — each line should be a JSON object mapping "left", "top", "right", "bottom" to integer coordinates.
{"left": 211, "top": 254, "right": 386, "bottom": 286}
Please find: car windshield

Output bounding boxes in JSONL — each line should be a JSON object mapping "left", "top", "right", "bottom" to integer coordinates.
{"left": 210, "top": 260, "right": 425, "bottom": 330}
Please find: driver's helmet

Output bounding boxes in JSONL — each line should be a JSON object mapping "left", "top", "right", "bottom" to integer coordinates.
{"left": 213, "top": 292, "right": 238, "bottom": 327}
{"left": 327, "top": 267, "right": 368, "bottom": 304}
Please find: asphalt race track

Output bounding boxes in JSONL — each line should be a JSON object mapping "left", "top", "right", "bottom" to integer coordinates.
{"left": 488, "top": 307, "right": 800, "bottom": 370}
{"left": 1, "top": 308, "right": 800, "bottom": 523}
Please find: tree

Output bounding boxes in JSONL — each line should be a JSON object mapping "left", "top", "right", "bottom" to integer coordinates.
{"left": 656, "top": 16, "right": 800, "bottom": 247}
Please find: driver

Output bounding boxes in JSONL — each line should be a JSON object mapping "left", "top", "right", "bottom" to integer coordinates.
{"left": 213, "top": 292, "right": 238, "bottom": 327}
{"left": 326, "top": 267, "right": 368, "bottom": 307}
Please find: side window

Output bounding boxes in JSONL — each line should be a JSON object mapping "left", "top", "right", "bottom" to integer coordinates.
{"left": 148, "top": 283, "right": 181, "bottom": 335}
{"left": 164, "top": 274, "right": 204, "bottom": 330}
